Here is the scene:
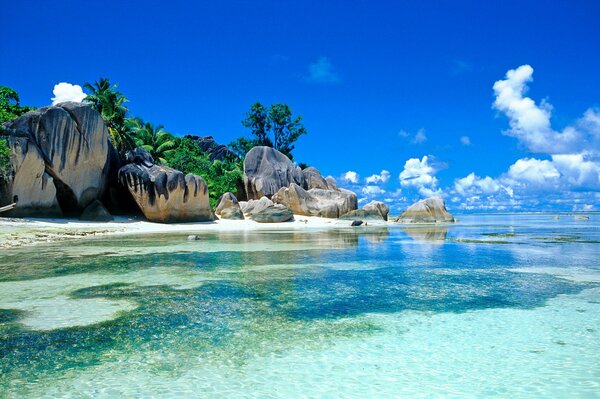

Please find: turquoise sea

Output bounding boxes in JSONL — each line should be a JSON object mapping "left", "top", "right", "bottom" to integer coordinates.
{"left": 1, "top": 214, "right": 599, "bottom": 398}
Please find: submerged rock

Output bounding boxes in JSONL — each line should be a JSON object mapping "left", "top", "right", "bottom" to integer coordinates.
{"left": 243, "top": 146, "right": 304, "bottom": 200}
{"left": 351, "top": 220, "right": 364, "bottom": 226}
{"left": 251, "top": 204, "right": 294, "bottom": 223}
{"left": 395, "top": 197, "right": 454, "bottom": 223}
{"left": 118, "top": 148, "right": 213, "bottom": 223}
{"left": 1, "top": 102, "right": 112, "bottom": 217}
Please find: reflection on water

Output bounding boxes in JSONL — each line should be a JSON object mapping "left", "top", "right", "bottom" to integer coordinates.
{"left": 402, "top": 226, "right": 448, "bottom": 243}
{"left": 1, "top": 215, "right": 600, "bottom": 398}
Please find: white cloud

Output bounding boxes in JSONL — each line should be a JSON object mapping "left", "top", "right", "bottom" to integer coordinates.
{"left": 342, "top": 171, "right": 359, "bottom": 184}
{"left": 399, "top": 155, "right": 444, "bottom": 197}
{"left": 505, "top": 158, "right": 560, "bottom": 186}
{"left": 51, "top": 82, "right": 86, "bottom": 105}
{"left": 365, "top": 170, "right": 390, "bottom": 184}
{"left": 412, "top": 129, "right": 427, "bottom": 144}
{"left": 551, "top": 153, "right": 600, "bottom": 189}
{"left": 306, "top": 56, "right": 340, "bottom": 84}
{"left": 399, "top": 128, "right": 427, "bottom": 144}
{"left": 454, "top": 173, "right": 500, "bottom": 196}
{"left": 492, "top": 65, "right": 584, "bottom": 154}
{"left": 362, "top": 186, "right": 386, "bottom": 195}
{"left": 460, "top": 136, "right": 471, "bottom": 146}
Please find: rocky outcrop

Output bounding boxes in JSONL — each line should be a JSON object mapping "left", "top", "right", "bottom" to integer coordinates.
{"left": 243, "top": 146, "right": 304, "bottom": 200}
{"left": 340, "top": 209, "right": 385, "bottom": 221}
{"left": 215, "top": 192, "right": 244, "bottom": 220}
{"left": 118, "top": 148, "right": 213, "bottom": 223}
{"left": 184, "top": 135, "right": 236, "bottom": 161}
{"left": 251, "top": 204, "right": 294, "bottom": 223}
{"left": 395, "top": 197, "right": 454, "bottom": 223}
{"left": 272, "top": 183, "right": 357, "bottom": 218}
{"left": 363, "top": 200, "right": 390, "bottom": 221}
{"left": 239, "top": 196, "right": 274, "bottom": 216}
{"left": 302, "top": 167, "right": 329, "bottom": 190}
{"left": 1, "top": 102, "right": 112, "bottom": 217}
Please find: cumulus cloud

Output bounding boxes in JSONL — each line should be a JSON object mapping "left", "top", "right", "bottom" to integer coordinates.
{"left": 365, "top": 170, "right": 390, "bottom": 184}
{"left": 362, "top": 186, "right": 386, "bottom": 195}
{"left": 493, "top": 64, "right": 590, "bottom": 154}
{"left": 460, "top": 136, "right": 471, "bottom": 146}
{"left": 51, "top": 82, "right": 86, "bottom": 105}
{"left": 399, "top": 156, "right": 444, "bottom": 197}
{"left": 342, "top": 171, "right": 359, "bottom": 184}
{"left": 454, "top": 173, "right": 501, "bottom": 196}
{"left": 505, "top": 158, "right": 560, "bottom": 186}
{"left": 306, "top": 56, "right": 341, "bottom": 84}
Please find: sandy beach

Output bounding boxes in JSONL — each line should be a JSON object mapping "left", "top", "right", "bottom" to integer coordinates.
{"left": 0, "top": 215, "right": 387, "bottom": 249}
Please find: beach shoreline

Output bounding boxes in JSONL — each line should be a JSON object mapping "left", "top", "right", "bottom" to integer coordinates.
{"left": 0, "top": 215, "right": 391, "bottom": 249}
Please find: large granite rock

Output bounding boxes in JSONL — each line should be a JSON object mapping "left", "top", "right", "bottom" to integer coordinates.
{"left": 185, "top": 135, "right": 236, "bottom": 161}
{"left": 250, "top": 204, "right": 294, "bottom": 223}
{"left": 215, "top": 192, "right": 244, "bottom": 220}
{"left": 239, "top": 196, "right": 274, "bottom": 216}
{"left": 1, "top": 102, "right": 112, "bottom": 217}
{"left": 272, "top": 183, "right": 358, "bottom": 218}
{"left": 340, "top": 208, "right": 385, "bottom": 221}
{"left": 395, "top": 197, "right": 454, "bottom": 223}
{"left": 302, "top": 167, "right": 329, "bottom": 190}
{"left": 243, "top": 146, "right": 304, "bottom": 200}
{"left": 362, "top": 200, "right": 390, "bottom": 221}
{"left": 118, "top": 148, "right": 213, "bottom": 223}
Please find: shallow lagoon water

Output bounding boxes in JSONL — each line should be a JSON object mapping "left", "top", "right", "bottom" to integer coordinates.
{"left": 1, "top": 214, "right": 599, "bottom": 398}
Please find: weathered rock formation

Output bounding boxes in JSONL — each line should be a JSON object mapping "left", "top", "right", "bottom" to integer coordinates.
{"left": 215, "top": 192, "right": 244, "bottom": 220}
{"left": 184, "top": 135, "right": 236, "bottom": 161}
{"left": 251, "top": 204, "right": 294, "bottom": 223}
{"left": 363, "top": 200, "right": 390, "bottom": 221}
{"left": 118, "top": 148, "right": 213, "bottom": 223}
{"left": 239, "top": 196, "right": 274, "bottom": 216}
{"left": 302, "top": 167, "right": 329, "bottom": 190}
{"left": 395, "top": 197, "right": 454, "bottom": 223}
{"left": 1, "top": 102, "right": 112, "bottom": 217}
{"left": 272, "top": 183, "right": 357, "bottom": 218}
{"left": 243, "top": 146, "right": 304, "bottom": 200}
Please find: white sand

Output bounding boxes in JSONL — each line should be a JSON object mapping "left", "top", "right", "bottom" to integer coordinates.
{"left": 0, "top": 215, "right": 388, "bottom": 249}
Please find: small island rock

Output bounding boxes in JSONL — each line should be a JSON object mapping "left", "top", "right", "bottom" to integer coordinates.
{"left": 395, "top": 197, "right": 454, "bottom": 223}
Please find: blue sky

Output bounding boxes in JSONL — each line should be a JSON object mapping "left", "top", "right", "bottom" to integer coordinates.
{"left": 1, "top": 0, "right": 599, "bottom": 212}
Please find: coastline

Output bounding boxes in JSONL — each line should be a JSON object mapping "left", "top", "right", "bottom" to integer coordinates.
{"left": 0, "top": 215, "right": 389, "bottom": 249}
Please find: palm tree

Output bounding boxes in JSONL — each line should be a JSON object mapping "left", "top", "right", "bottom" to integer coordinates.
{"left": 127, "top": 118, "right": 177, "bottom": 164}
{"left": 83, "top": 78, "right": 135, "bottom": 155}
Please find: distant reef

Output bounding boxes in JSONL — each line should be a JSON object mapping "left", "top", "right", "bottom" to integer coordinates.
{"left": 1, "top": 103, "right": 454, "bottom": 224}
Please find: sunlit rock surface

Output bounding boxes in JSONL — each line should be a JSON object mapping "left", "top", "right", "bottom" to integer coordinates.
{"left": 1, "top": 102, "right": 112, "bottom": 216}
{"left": 395, "top": 197, "right": 454, "bottom": 223}
{"left": 118, "top": 148, "right": 213, "bottom": 223}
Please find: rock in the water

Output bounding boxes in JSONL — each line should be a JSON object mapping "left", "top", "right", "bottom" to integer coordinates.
{"left": 351, "top": 220, "right": 364, "bottom": 226}
{"left": 215, "top": 192, "right": 243, "bottom": 219}
{"left": 272, "top": 183, "right": 358, "bottom": 218}
{"left": 574, "top": 215, "right": 590, "bottom": 220}
{"left": 1, "top": 102, "right": 112, "bottom": 217}
{"left": 79, "top": 199, "right": 113, "bottom": 222}
{"left": 362, "top": 200, "right": 390, "bottom": 221}
{"left": 251, "top": 204, "right": 294, "bottom": 223}
{"left": 243, "top": 146, "right": 304, "bottom": 200}
{"left": 302, "top": 167, "right": 329, "bottom": 190}
{"left": 239, "top": 196, "right": 274, "bottom": 216}
{"left": 184, "top": 135, "right": 236, "bottom": 161}
{"left": 395, "top": 197, "right": 454, "bottom": 223}
{"left": 118, "top": 148, "right": 213, "bottom": 223}
{"left": 187, "top": 235, "right": 200, "bottom": 241}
